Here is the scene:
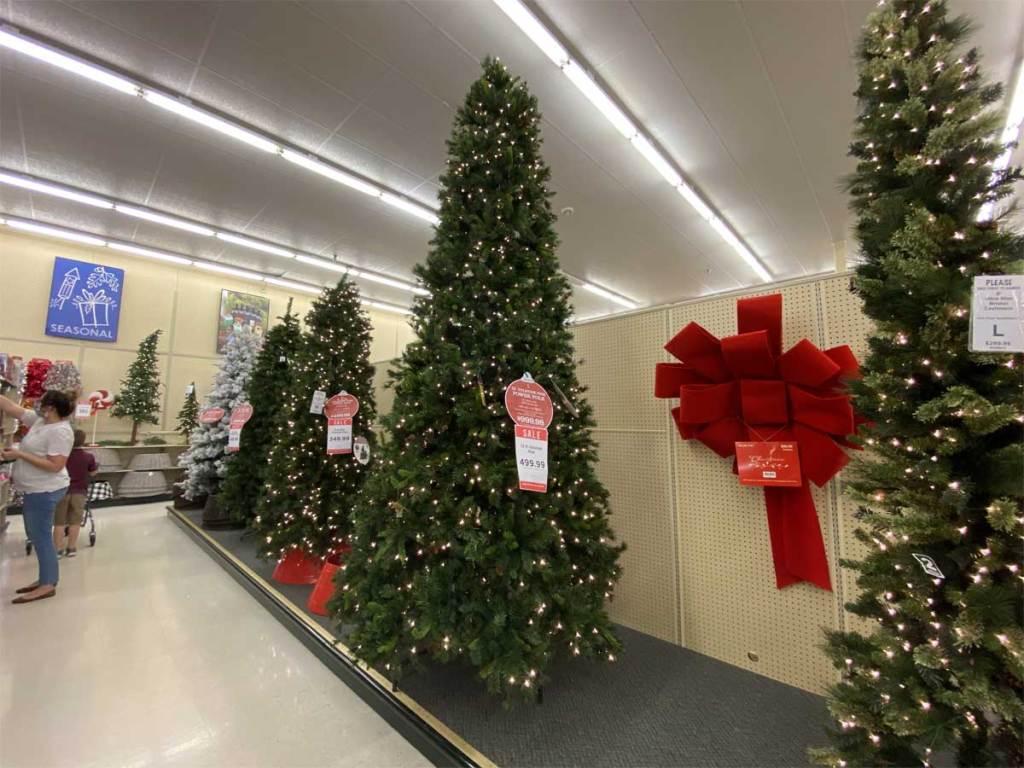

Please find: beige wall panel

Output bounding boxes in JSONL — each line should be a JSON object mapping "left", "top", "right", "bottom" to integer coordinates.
{"left": 373, "top": 360, "right": 397, "bottom": 420}
{"left": 164, "top": 355, "right": 222, "bottom": 432}
{"left": 0, "top": 338, "right": 83, "bottom": 368}
{"left": 369, "top": 313, "right": 400, "bottom": 363}
{"left": 594, "top": 430, "right": 678, "bottom": 644}
{"left": 80, "top": 348, "right": 169, "bottom": 440}
{"left": 573, "top": 310, "right": 667, "bottom": 432}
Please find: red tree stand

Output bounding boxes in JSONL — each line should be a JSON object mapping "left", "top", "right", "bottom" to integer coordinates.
{"left": 271, "top": 548, "right": 322, "bottom": 585}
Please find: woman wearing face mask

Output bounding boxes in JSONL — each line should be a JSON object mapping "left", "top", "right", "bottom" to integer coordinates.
{"left": 0, "top": 389, "right": 75, "bottom": 604}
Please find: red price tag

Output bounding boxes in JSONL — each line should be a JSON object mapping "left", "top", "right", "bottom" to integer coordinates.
{"left": 504, "top": 375, "right": 553, "bottom": 428}
{"left": 735, "top": 442, "right": 802, "bottom": 487}
{"left": 199, "top": 407, "right": 225, "bottom": 424}
{"left": 229, "top": 403, "right": 253, "bottom": 428}
{"left": 505, "top": 375, "right": 553, "bottom": 493}
{"left": 324, "top": 394, "right": 359, "bottom": 419}
{"left": 324, "top": 393, "right": 359, "bottom": 455}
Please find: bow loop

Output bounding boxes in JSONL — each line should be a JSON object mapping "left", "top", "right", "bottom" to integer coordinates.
{"left": 721, "top": 331, "right": 776, "bottom": 378}
{"left": 737, "top": 294, "right": 783, "bottom": 357}
{"left": 788, "top": 385, "right": 855, "bottom": 436}
{"left": 778, "top": 339, "right": 840, "bottom": 388}
{"left": 664, "top": 323, "right": 730, "bottom": 382}
{"left": 654, "top": 362, "right": 707, "bottom": 398}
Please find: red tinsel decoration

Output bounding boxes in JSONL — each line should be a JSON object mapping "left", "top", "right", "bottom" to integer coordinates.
{"left": 23, "top": 358, "right": 53, "bottom": 399}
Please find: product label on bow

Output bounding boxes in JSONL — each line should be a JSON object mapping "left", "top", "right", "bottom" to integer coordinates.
{"left": 226, "top": 403, "right": 253, "bottom": 453}
{"left": 505, "top": 374, "right": 553, "bottom": 493}
{"left": 309, "top": 390, "right": 327, "bottom": 415}
{"left": 324, "top": 392, "right": 359, "bottom": 455}
{"left": 199, "top": 407, "right": 225, "bottom": 425}
{"left": 75, "top": 402, "right": 92, "bottom": 419}
{"left": 735, "top": 441, "right": 802, "bottom": 487}
{"left": 514, "top": 426, "right": 548, "bottom": 492}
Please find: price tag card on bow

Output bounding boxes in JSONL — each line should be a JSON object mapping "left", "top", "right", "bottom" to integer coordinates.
{"left": 505, "top": 374, "right": 554, "bottom": 493}
{"left": 226, "top": 403, "right": 253, "bottom": 453}
{"left": 324, "top": 392, "right": 359, "bottom": 455}
{"left": 735, "top": 441, "right": 802, "bottom": 487}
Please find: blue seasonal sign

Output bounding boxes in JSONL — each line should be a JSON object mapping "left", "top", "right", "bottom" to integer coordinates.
{"left": 45, "top": 256, "right": 124, "bottom": 342}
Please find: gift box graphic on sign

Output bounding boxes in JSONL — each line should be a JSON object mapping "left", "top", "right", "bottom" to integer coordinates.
{"left": 72, "top": 289, "right": 117, "bottom": 328}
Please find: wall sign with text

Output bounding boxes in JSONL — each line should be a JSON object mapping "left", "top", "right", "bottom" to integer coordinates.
{"left": 45, "top": 256, "right": 124, "bottom": 343}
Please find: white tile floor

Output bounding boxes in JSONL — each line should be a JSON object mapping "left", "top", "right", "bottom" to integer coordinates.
{"left": 0, "top": 502, "right": 432, "bottom": 768}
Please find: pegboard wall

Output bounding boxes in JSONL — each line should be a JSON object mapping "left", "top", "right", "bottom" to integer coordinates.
{"left": 572, "top": 272, "right": 873, "bottom": 694}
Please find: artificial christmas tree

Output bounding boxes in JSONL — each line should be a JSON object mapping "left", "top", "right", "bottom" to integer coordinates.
{"left": 220, "top": 302, "right": 303, "bottom": 526}
{"left": 331, "top": 59, "right": 623, "bottom": 700}
{"left": 813, "top": 2, "right": 1023, "bottom": 766}
{"left": 177, "top": 330, "right": 261, "bottom": 525}
{"left": 112, "top": 330, "right": 162, "bottom": 444}
{"left": 176, "top": 384, "right": 199, "bottom": 442}
{"left": 252, "top": 278, "right": 376, "bottom": 560}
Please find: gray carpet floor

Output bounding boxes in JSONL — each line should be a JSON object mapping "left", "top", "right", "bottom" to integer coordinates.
{"left": 183, "top": 510, "right": 830, "bottom": 767}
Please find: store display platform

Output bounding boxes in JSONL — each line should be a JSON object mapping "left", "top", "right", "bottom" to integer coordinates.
{"left": 170, "top": 506, "right": 831, "bottom": 768}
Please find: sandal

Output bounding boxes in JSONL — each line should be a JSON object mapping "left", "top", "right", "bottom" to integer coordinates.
{"left": 15, "top": 584, "right": 40, "bottom": 594}
{"left": 12, "top": 590, "right": 56, "bottom": 604}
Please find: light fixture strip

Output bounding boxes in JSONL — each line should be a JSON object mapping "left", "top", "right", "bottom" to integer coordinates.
{"left": 0, "top": 167, "right": 427, "bottom": 295}
{"left": 0, "top": 22, "right": 438, "bottom": 225}
{"left": 492, "top": 0, "right": 772, "bottom": 283}
{"left": 0, "top": 213, "right": 416, "bottom": 316}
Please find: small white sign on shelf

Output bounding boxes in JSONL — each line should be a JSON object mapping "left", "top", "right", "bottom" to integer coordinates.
{"left": 970, "top": 275, "right": 1023, "bottom": 353}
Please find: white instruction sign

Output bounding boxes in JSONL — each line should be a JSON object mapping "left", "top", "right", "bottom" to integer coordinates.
{"left": 309, "top": 390, "right": 327, "bottom": 415}
{"left": 75, "top": 402, "right": 92, "bottom": 419}
{"left": 514, "top": 426, "right": 549, "bottom": 493}
{"left": 970, "top": 275, "right": 1024, "bottom": 352}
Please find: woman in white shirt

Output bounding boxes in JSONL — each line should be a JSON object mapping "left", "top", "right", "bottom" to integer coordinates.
{"left": 0, "top": 390, "right": 75, "bottom": 604}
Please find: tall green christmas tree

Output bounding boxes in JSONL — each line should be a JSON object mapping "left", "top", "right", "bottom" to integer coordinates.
{"left": 331, "top": 59, "right": 623, "bottom": 700}
{"left": 253, "top": 278, "right": 376, "bottom": 559}
{"left": 220, "top": 302, "right": 303, "bottom": 526}
{"left": 813, "top": 2, "right": 1023, "bottom": 766}
{"left": 176, "top": 384, "right": 199, "bottom": 442}
{"left": 112, "top": 330, "right": 162, "bottom": 444}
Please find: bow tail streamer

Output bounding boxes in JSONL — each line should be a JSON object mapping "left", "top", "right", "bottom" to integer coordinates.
{"left": 763, "top": 483, "right": 832, "bottom": 591}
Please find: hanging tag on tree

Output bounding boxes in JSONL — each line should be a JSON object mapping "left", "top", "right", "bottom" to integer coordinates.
{"left": 324, "top": 392, "right": 359, "bottom": 455}
{"left": 309, "top": 390, "right": 327, "bottom": 415}
{"left": 735, "top": 441, "right": 802, "bottom": 487}
{"left": 200, "top": 407, "right": 225, "bottom": 424}
{"left": 504, "top": 373, "right": 554, "bottom": 493}
{"left": 226, "top": 403, "right": 253, "bottom": 453}
{"left": 185, "top": 384, "right": 194, "bottom": 395}
{"left": 353, "top": 435, "right": 371, "bottom": 465}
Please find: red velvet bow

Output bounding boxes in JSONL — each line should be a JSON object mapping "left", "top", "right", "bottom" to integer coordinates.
{"left": 655, "top": 294, "right": 861, "bottom": 591}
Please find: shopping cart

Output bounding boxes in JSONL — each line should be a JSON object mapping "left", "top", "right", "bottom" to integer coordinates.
{"left": 24, "top": 487, "right": 101, "bottom": 556}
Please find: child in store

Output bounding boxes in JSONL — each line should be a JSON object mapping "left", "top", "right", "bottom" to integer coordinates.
{"left": 53, "top": 429, "right": 97, "bottom": 558}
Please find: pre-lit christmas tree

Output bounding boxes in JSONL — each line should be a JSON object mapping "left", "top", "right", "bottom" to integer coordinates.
{"left": 112, "top": 330, "right": 162, "bottom": 444}
{"left": 220, "top": 302, "right": 303, "bottom": 526}
{"left": 813, "top": 2, "right": 1023, "bottom": 766}
{"left": 176, "top": 384, "right": 199, "bottom": 442}
{"left": 331, "top": 59, "right": 623, "bottom": 700}
{"left": 253, "top": 278, "right": 376, "bottom": 558}
{"left": 178, "top": 331, "right": 261, "bottom": 502}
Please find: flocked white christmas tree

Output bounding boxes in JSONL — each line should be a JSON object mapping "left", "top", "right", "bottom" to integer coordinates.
{"left": 178, "top": 330, "right": 262, "bottom": 501}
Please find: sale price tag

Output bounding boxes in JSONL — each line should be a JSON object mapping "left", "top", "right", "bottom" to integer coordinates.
{"left": 505, "top": 374, "right": 554, "bottom": 493}
{"left": 735, "top": 441, "right": 802, "bottom": 487}
{"left": 324, "top": 392, "right": 359, "bottom": 455}
{"left": 75, "top": 402, "right": 92, "bottom": 419}
{"left": 199, "top": 407, "right": 225, "bottom": 425}
{"left": 226, "top": 403, "right": 253, "bottom": 453}
{"left": 514, "top": 425, "right": 549, "bottom": 492}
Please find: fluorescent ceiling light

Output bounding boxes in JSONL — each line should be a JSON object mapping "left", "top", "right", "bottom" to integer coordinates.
{"left": 361, "top": 299, "right": 413, "bottom": 316}
{"left": 0, "top": 27, "right": 138, "bottom": 95}
{"left": 4, "top": 218, "right": 107, "bottom": 246}
{"left": 492, "top": 0, "right": 569, "bottom": 66}
{"left": 630, "top": 135, "right": 682, "bottom": 186}
{"left": 580, "top": 281, "right": 639, "bottom": 309}
{"left": 379, "top": 192, "right": 440, "bottom": 225}
{"left": 677, "top": 184, "right": 714, "bottom": 222}
{"left": 296, "top": 254, "right": 348, "bottom": 273}
{"left": 264, "top": 277, "right": 322, "bottom": 294}
{"left": 143, "top": 91, "right": 279, "bottom": 153}
{"left": 194, "top": 261, "right": 266, "bottom": 281}
{"left": 115, "top": 204, "right": 215, "bottom": 236}
{"left": 351, "top": 268, "right": 429, "bottom": 295}
{"left": 0, "top": 171, "right": 113, "bottom": 209}
{"left": 108, "top": 242, "right": 192, "bottom": 266}
{"left": 281, "top": 149, "right": 382, "bottom": 198}
{"left": 708, "top": 216, "right": 771, "bottom": 282}
{"left": 561, "top": 61, "right": 636, "bottom": 139}
{"left": 215, "top": 232, "right": 295, "bottom": 259}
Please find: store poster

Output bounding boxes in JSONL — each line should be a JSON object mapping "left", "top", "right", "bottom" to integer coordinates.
{"left": 217, "top": 289, "right": 269, "bottom": 353}
{"left": 45, "top": 256, "right": 124, "bottom": 343}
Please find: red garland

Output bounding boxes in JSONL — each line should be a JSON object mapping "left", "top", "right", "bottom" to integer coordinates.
{"left": 655, "top": 294, "right": 862, "bottom": 591}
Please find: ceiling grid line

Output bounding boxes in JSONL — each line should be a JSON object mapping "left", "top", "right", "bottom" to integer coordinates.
{"left": 184, "top": 3, "right": 222, "bottom": 96}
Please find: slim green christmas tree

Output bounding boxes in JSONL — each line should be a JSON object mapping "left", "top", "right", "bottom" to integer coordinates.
{"left": 253, "top": 278, "right": 376, "bottom": 558}
{"left": 331, "top": 59, "right": 623, "bottom": 700}
{"left": 814, "top": 2, "right": 1023, "bottom": 766}
{"left": 176, "top": 384, "right": 199, "bottom": 442}
{"left": 220, "top": 303, "right": 303, "bottom": 526}
{"left": 112, "top": 330, "right": 162, "bottom": 444}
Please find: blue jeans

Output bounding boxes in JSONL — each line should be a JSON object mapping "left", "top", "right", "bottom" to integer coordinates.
{"left": 22, "top": 488, "right": 66, "bottom": 587}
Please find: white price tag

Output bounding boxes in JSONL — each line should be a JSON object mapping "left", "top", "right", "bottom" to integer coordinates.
{"left": 310, "top": 390, "right": 327, "bottom": 415}
{"left": 75, "top": 403, "right": 92, "bottom": 419}
{"left": 185, "top": 384, "right": 195, "bottom": 395}
{"left": 514, "top": 426, "right": 548, "bottom": 493}
{"left": 970, "top": 275, "right": 1024, "bottom": 352}
{"left": 227, "top": 427, "right": 241, "bottom": 452}
{"left": 326, "top": 419, "right": 353, "bottom": 455}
